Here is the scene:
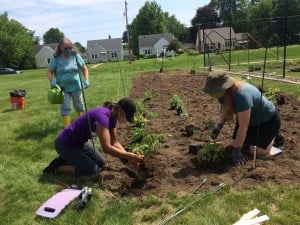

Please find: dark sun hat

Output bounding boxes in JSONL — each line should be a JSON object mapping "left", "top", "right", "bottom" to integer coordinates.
{"left": 203, "top": 70, "right": 235, "bottom": 94}
{"left": 117, "top": 98, "right": 136, "bottom": 123}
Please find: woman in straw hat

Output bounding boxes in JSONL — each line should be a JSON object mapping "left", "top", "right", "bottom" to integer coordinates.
{"left": 203, "top": 70, "right": 281, "bottom": 165}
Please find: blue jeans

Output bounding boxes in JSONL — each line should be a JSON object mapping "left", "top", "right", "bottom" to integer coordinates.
{"left": 61, "top": 90, "right": 85, "bottom": 116}
{"left": 55, "top": 138, "right": 105, "bottom": 177}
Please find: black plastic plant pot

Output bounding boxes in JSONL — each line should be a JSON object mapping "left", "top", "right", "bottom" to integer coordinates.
{"left": 176, "top": 106, "right": 183, "bottom": 115}
{"left": 190, "top": 69, "right": 195, "bottom": 74}
{"left": 185, "top": 125, "right": 194, "bottom": 137}
{"left": 189, "top": 144, "right": 200, "bottom": 155}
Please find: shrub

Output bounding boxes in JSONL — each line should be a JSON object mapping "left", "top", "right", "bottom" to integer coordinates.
{"left": 196, "top": 143, "right": 225, "bottom": 164}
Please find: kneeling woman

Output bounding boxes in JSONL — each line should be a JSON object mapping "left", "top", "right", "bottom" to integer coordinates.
{"left": 203, "top": 71, "right": 281, "bottom": 165}
{"left": 44, "top": 98, "right": 144, "bottom": 176}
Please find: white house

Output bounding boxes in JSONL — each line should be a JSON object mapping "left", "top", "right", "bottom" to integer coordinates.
{"left": 87, "top": 38, "right": 123, "bottom": 63}
{"left": 35, "top": 45, "right": 56, "bottom": 68}
{"left": 196, "top": 27, "right": 247, "bottom": 53}
{"left": 138, "top": 33, "right": 174, "bottom": 56}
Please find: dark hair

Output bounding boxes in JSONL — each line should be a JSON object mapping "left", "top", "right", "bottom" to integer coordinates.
{"left": 103, "top": 101, "right": 115, "bottom": 109}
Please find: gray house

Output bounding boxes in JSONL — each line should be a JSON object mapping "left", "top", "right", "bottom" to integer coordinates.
{"left": 138, "top": 33, "right": 174, "bottom": 56}
{"left": 35, "top": 44, "right": 58, "bottom": 68}
{"left": 87, "top": 38, "right": 123, "bottom": 63}
{"left": 196, "top": 27, "right": 247, "bottom": 53}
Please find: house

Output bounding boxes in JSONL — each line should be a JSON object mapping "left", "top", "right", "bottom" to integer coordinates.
{"left": 35, "top": 44, "right": 57, "bottom": 68}
{"left": 195, "top": 27, "right": 247, "bottom": 53}
{"left": 86, "top": 38, "right": 123, "bottom": 63}
{"left": 138, "top": 33, "right": 174, "bottom": 56}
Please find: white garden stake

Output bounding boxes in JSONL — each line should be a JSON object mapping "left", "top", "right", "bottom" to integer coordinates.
{"left": 253, "top": 145, "right": 257, "bottom": 169}
{"left": 233, "top": 208, "right": 270, "bottom": 225}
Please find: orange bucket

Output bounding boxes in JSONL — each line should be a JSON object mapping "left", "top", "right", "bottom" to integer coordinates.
{"left": 10, "top": 96, "right": 25, "bottom": 110}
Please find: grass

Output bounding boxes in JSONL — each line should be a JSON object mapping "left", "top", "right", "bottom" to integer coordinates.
{"left": 0, "top": 45, "right": 300, "bottom": 225}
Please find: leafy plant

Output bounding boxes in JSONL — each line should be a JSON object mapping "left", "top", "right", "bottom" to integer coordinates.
{"left": 134, "top": 113, "right": 149, "bottom": 128}
{"left": 264, "top": 86, "right": 280, "bottom": 103}
{"left": 144, "top": 90, "right": 153, "bottom": 101}
{"left": 203, "top": 120, "right": 215, "bottom": 130}
{"left": 170, "top": 94, "right": 182, "bottom": 109}
{"left": 196, "top": 143, "right": 225, "bottom": 164}
{"left": 131, "top": 130, "right": 166, "bottom": 155}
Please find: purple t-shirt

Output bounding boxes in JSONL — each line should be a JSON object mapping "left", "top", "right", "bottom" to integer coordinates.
{"left": 58, "top": 106, "right": 117, "bottom": 147}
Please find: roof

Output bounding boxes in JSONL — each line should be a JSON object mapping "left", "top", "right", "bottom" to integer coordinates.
{"left": 200, "top": 27, "right": 236, "bottom": 40}
{"left": 138, "top": 33, "right": 174, "bottom": 47}
{"left": 34, "top": 43, "right": 59, "bottom": 54}
{"left": 87, "top": 38, "right": 122, "bottom": 51}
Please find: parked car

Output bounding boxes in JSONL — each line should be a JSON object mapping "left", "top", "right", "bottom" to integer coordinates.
{"left": 0, "top": 67, "right": 22, "bottom": 75}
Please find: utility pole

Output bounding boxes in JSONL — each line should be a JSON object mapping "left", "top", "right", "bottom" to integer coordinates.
{"left": 283, "top": 0, "right": 288, "bottom": 78}
{"left": 124, "top": 0, "right": 132, "bottom": 63}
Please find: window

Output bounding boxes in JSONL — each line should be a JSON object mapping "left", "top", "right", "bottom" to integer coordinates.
{"left": 225, "top": 40, "right": 234, "bottom": 48}
{"left": 144, "top": 48, "right": 151, "bottom": 55}
{"left": 111, "top": 52, "right": 117, "bottom": 58}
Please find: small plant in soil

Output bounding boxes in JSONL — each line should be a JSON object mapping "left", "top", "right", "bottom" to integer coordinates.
{"left": 134, "top": 113, "right": 149, "bottom": 128}
{"left": 131, "top": 132, "right": 166, "bottom": 155}
{"left": 264, "top": 86, "right": 280, "bottom": 103}
{"left": 203, "top": 120, "right": 215, "bottom": 130}
{"left": 194, "top": 130, "right": 211, "bottom": 142}
{"left": 144, "top": 90, "right": 153, "bottom": 101}
{"left": 170, "top": 94, "right": 182, "bottom": 110}
{"left": 196, "top": 143, "right": 225, "bottom": 165}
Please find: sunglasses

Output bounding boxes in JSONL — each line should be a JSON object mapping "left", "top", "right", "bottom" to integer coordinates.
{"left": 63, "top": 47, "right": 72, "bottom": 50}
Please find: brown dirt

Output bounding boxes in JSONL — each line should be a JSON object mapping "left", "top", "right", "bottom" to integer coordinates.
{"left": 100, "top": 71, "right": 300, "bottom": 197}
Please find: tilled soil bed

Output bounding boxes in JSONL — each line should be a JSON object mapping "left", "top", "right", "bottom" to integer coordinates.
{"left": 100, "top": 71, "right": 300, "bottom": 197}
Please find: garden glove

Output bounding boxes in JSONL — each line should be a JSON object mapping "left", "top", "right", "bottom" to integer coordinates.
{"left": 83, "top": 80, "right": 90, "bottom": 89}
{"left": 232, "top": 148, "right": 247, "bottom": 165}
{"left": 210, "top": 123, "right": 223, "bottom": 140}
{"left": 50, "top": 80, "right": 56, "bottom": 88}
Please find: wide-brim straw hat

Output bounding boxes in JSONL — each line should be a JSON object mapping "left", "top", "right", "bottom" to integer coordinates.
{"left": 203, "top": 70, "right": 235, "bottom": 94}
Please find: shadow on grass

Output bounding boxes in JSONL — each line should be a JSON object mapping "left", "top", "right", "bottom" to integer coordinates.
{"left": 38, "top": 172, "right": 98, "bottom": 190}
{"left": 15, "top": 119, "right": 61, "bottom": 141}
{"left": 2, "top": 108, "right": 20, "bottom": 113}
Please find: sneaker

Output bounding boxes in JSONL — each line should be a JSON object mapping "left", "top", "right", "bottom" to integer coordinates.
{"left": 43, "top": 157, "right": 66, "bottom": 173}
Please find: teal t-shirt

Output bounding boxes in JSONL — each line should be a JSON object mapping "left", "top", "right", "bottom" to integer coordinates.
{"left": 49, "top": 54, "right": 85, "bottom": 92}
{"left": 234, "top": 83, "right": 275, "bottom": 126}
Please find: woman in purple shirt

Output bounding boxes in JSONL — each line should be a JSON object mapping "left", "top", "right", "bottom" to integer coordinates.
{"left": 43, "top": 98, "right": 144, "bottom": 177}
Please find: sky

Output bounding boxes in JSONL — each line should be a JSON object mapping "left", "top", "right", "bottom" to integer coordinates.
{"left": 1, "top": 0, "right": 210, "bottom": 47}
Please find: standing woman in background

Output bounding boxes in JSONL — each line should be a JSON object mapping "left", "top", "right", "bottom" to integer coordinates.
{"left": 47, "top": 37, "right": 90, "bottom": 127}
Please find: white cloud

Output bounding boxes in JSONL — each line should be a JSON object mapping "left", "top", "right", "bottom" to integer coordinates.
{"left": 1, "top": 0, "right": 208, "bottom": 45}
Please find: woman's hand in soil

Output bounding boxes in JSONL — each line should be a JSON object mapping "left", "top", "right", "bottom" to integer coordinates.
{"left": 211, "top": 123, "right": 224, "bottom": 140}
{"left": 129, "top": 154, "right": 144, "bottom": 170}
{"left": 232, "top": 148, "right": 247, "bottom": 165}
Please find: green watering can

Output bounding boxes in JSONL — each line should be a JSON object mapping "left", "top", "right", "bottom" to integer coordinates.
{"left": 48, "top": 84, "right": 64, "bottom": 104}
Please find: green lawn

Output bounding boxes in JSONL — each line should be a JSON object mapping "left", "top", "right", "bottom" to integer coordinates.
{"left": 0, "top": 46, "right": 300, "bottom": 225}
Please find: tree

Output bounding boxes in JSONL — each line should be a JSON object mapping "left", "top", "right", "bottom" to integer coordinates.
{"left": 43, "top": 28, "right": 64, "bottom": 44}
{"left": 130, "top": 1, "right": 167, "bottom": 54}
{"left": 191, "top": 4, "right": 220, "bottom": 29}
{"left": 165, "top": 13, "right": 188, "bottom": 43}
{"left": 167, "top": 39, "right": 181, "bottom": 52}
{"left": 0, "top": 12, "right": 39, "bottom": 69}
{"left": 210, "top": 0, "right": 250, "bottom": 32}
{"left": 74, "top": 42, "right": 86, "bottom": 53}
